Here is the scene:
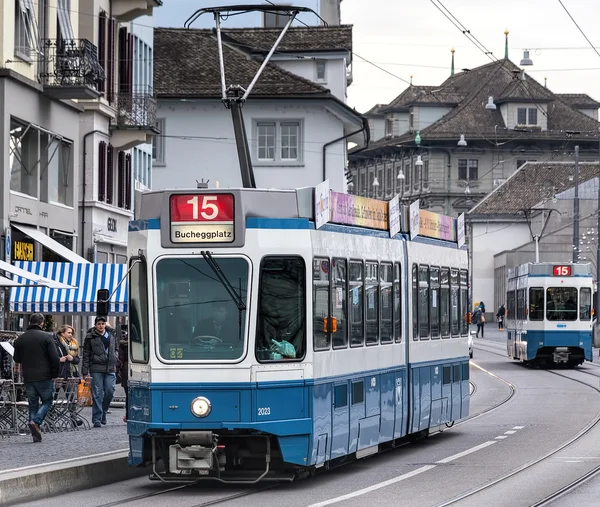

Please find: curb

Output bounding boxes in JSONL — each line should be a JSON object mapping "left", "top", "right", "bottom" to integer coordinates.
{"left": 0, "top": 450, "right": 147, "bottom": 506}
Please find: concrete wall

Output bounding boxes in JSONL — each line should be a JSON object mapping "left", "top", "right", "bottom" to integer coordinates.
{"left": 275, "top": 57, "right": 347, "bottom": 103}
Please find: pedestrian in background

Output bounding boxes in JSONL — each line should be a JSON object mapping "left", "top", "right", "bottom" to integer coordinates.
{"left": 54, "top": 325, "right": 83, "bottom": 427}
{"left": 473, "top": 306, "right": 485, "bottom": 338}
{"left": 82, "top": 316, "right": 118, "bottom": 428}
{"left": 116, "top": 330, "right": 129, "bottom": 423}
{"left": 13, "top": 313, "right": 59, "bottom": 442}
{"left": 496, "top": 304, "right": 506, "bottom": 331}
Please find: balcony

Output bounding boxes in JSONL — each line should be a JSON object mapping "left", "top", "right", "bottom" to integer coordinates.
{"left": 110, "top": 86, "right": 158, "bottom": 150}
{"left": 40, "top": 39, "right": 105, "bottom": 100}
{"left": 112, "top": 0, "right": 163, "bottom": 22}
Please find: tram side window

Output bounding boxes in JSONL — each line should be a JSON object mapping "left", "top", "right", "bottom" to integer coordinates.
{"left": 580, "top": 288, "right": 592, "bottom": 321}
{"left": 507, "top": 291, "right": 516, "bottom": 320}
{"left": 332, "top": 258, "right": 348, "bottom": 349}
{"left": 517, "top": 289, "right": 525, "bottom": 320}
{"left": 256, "top": 256, "right": 306, "bottom": 362}
{"left": 528, "top": 288, "right": 544, "bottom": 321}
{"left": 313, "top": 258, "right": 331, "bottom": 351}
{"left": 546, "top": 287, "right": 578, "bottom": 322}
{"left": 366, "top": 262, "right": 379, "bottom": 345}
{"left": 394, "top": 263, "right": 402, "bottom": 342}
{"left": 349, "top": 261, "right": 364, "bottom": 347}
{"left": 440, "top": 267, "right": 450, "bottom": 337}
{"left": 450, "top": 269, "right": 459, "bottom": 337}
{"left": 430, "top": 267, "right": 440, "bottom": 339}
{"left": 129, "top": 256, "right": 149, "bottom": 363}
{"left": 460, "top": 270, "right": 468, "bottom": 335}
{"left": 380, "top": 262, "right": 393, "bottom": 344}
{"left": 419, "top": 265, "right": 430, "bottom": 339}
{"left": 412, "top": 264, "right": 419, "bottom": 341}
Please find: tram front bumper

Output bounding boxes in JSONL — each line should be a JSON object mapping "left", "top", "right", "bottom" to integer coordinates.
{"left": 169, "top": 431, "right": 218, "bottom": 475}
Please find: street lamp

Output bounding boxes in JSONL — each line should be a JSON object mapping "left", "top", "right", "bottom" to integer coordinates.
{"left": 415, "top": 155, "right": 423, "bottom": 167}
{"left": 397, "top": 169, "right": 405, "bottom": 180}
{"left": 458, "top": 134, "right": 467, "bottom": 147}
{"left": 485, "top": 96, "right": 497, "bottom": 110}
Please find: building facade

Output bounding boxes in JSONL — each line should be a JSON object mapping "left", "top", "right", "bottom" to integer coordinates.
{"left": 152, "top": 27, "right": 365, "bottom": 193}
{"left": 78, "top": 0, "right": 159, "bottom": 264}
{"left": 349, "top": 55, "right": 600, "bottom": 222}
{"left": 467, "top": 161, "right": 600, "bottom": 319}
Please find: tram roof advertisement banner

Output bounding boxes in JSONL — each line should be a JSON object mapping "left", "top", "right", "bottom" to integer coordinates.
{"left": 329, "top": 191, "right": 389, "bottom": 231}
{"left": 388, "top": 194, "right": 401, "bottom": 237}
{"left": 417, "top": 209, "right": 457, "bottom": 242}
{"left": 315, "top": 179, "right": 330, "bottom": 229}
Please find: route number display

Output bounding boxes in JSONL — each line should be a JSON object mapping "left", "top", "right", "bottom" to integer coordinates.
{"left": 552, "top": 265, "right": 572, "bottom": 277}
{"left": 170, "top": 194, "right": 235, "bottom": 243}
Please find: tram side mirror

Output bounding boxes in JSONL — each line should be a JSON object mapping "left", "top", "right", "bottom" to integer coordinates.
{"left": 324, "top": 317, "right": 337, "bottom": 333}
{"left": 96, "top": 289, "right": 110, "bottom": 316}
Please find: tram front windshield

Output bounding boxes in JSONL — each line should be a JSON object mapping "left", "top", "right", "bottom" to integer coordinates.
{"left": 546, "top": 287, "right": 578, "bottom": 321}
{"left": 156, "top": 257, "right": 248, "bottom": 361}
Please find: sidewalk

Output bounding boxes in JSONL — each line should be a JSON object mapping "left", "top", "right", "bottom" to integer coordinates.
{"left": 475, "top": 326, "right": 600, "bottom": 365}
{"left": 0, "top": 385, "right": 128, "bottom": 472}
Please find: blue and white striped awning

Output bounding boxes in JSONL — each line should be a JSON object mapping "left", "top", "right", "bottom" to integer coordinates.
{"left": 9, "top": 262, "right": 128, "bottom": 315}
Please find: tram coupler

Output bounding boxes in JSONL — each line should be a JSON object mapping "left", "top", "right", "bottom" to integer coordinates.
{"left": 553, "top": 347, "right": 570, "bottom": 364}
{"left": 169, "top": 431, "right": 222, "bottom": 475}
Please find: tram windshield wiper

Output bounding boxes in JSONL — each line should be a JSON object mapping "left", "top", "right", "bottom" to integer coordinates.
{"left": 201, "top": 251, "right": 246, "bottom": 341}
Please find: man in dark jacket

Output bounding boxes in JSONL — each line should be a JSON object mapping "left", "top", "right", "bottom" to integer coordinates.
{"left": 13, "top": 313, "right": 59, "bottom": 442}
{"left": 82, "top": 316, "right": 118, "bottom": 428}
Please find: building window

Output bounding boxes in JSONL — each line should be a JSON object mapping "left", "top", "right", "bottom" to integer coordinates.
{"left": 43, "top": 136, "right": 72, "bottom": 206}
{"left": 517, "top": 107, "right": 538, "bottom": 125}
{"left": 9, "top": 118, "right": 38, "bottom": 198}
{"left": 458, "top": 159, "right": 478, "bottom": 180}
{"left": 15, "top": 0, "right": 36, "bottom": 60}
{"left": 468, "top": 159, "right": 478, "bottom": 180}
{"left": 56, "top": 0, "right": 74, "bottom": 42}
{"left": 98, "top": 141, "right": 106, "bottom": 201}
{"left": 152, "top": 119, "right": 165, "bottom": 165}
{"left": 315, "top": 60, "right": 326, "bottom": 82}
{"left": 263, "top": 10, "right": 291, "bottom": 27}
{"left": 423, "top": 159, "right": 430, "bottom": 188}
{"left": 385, "top": 119, "right": 394, "bottom": 136}
{"left": 255, "top": 120, "right": 302, "bottom": 164}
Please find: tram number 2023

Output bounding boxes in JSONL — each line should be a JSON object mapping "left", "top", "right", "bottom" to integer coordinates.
{"left": 257, "top": 407, "right": 271, "bottom": 416}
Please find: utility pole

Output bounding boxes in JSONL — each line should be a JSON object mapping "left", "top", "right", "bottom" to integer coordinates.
{"left": 573, "top": 145, "right": 580, "bottom": 263}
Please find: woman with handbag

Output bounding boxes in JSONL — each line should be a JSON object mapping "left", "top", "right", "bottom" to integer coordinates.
{"left": 473, "top": 305, "right": 486, "bottom": 338}
{"left": 55, "top": 325, "right": 83, "bottom": 427}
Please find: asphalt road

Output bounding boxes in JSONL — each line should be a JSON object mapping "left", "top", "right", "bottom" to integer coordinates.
{"left": 19, "top": 342, "right": 600, "bottom": 507}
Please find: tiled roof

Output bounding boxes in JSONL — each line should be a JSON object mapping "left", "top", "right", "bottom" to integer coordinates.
{"left": 154, "top": 28, "right": 330, "bottom": 97}
{"left": 383, "top": 85, "right": 466, "bottom": 111}
{"left": 468, "top": 161, "right": 600, "bottom": 215}
{"left": 364, "top": 103, "right": 387, "bottom": 116}
{"left": 220, "top": 25, "right": 353, "bottom": 53}
{"left": 353, "top": 59, "right": 600, "bottom": 153}
{"left": 556, "top": 93, "right": 600, "bottom": 108}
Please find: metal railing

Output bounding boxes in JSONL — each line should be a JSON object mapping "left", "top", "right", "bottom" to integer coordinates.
{"left": 113, "top": 86, "right": 157, "bottom": 128}
{"left": 39, "top": 38, "right": 105, "bottom": 90}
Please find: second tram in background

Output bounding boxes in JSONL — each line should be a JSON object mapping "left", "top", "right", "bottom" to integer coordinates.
{"left": 506, "top": 262, "right": 594, "bottom": 367}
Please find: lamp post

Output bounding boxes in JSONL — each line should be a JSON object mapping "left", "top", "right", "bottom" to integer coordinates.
{"left": 573, "top": 145, "right": 580, "bottom": 263}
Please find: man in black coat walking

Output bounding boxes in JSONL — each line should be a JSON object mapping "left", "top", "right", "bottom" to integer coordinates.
{"left": 13, "top": 313, "right": 60, "bottom": 442}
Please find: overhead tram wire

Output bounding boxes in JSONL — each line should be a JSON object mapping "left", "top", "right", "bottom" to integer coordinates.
{"left": 557, "top": 0, "right": 600, "bottom": 61}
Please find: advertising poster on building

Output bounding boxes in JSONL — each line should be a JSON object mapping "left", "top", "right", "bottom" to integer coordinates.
{"left": 457, "top": 213, "right": 465, "bottom": 248}
{"left": 409, "top": 199, "right": 420, "bottom": 240}
{"left": 315, "top": 180, "right": 330, "bottom": 229}
{"left": 330, "top": 191, "right": 388, "bottom": 230}
{"left": 419, "top": 210, "right": 457, "bottom": 242}
{"left": 388, "top": 194, "right": 401, "bottom": 237}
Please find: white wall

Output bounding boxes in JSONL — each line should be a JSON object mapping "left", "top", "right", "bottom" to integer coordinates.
{"left": 152, "top": 100, "right": 349, "bottom": 192}
{"left": 417, "top": 106, "right": 452, "bottom": 130}
{"left": 368, "top": 118, "right": 385, "bottom": 142}
{"left": 275, "top": 57, "right": 347, "bottom": 102}
{"left": 471, "top": 221, "right": 531, "bottom": 309}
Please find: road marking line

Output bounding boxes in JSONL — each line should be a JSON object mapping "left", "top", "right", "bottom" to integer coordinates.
{"left": 306, "top": 465, "right": 437, "bottom": 507}
{"left": 564, "top": 460, "right": 584, "bottom": 463}
{"left": 436, "top": 441, "right": 497, "bottom": 464}
{"left": 504, "top": 430, "right": 516, "bottom": 434}
{"left": 495, "top": 436, "right": 508, "bottom": 440}
{"left": 513, "top": 426, "right": 524, "bottom": 429}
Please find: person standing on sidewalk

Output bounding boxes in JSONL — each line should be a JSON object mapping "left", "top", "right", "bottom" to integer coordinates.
{"left": 496, "top": 304, "right": 506, "bottom": 331}
{"left": 473, "top": 306, "right": 485, "bottom": 338}
{"left": 116, "top": 331, "right": 129, "bottom": 423}
{"left": 82, "top": 316, "right": 118, "bottom": 428}
{"left": 13, "top": 313, "right": 60, "bottom": 442}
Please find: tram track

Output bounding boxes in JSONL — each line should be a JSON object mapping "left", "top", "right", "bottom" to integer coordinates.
{"left": 434, "top": 342, "right": 600, "bottom": 507}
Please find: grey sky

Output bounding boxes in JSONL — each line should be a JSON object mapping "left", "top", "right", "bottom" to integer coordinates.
{"left": 343, "top": 0, "right": 600, "bottom": 113}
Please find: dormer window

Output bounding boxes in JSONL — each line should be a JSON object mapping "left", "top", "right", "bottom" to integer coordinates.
{"left": 385, "top": 119, "right": 394, "bottom": 136}
{"left": 517, "top": 107, "right": 538, "bottom": 126}
{"left": 315, "top": 60, "right": 326, "bottom": 82}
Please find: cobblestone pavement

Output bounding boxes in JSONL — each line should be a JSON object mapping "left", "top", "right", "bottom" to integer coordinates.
{"left": 0, "top": 386, "right": 129, "bottom": 472}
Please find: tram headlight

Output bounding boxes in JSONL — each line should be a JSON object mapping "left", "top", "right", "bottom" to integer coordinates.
{"left": 190, "top": 396, "right": 212, "bottom": 418}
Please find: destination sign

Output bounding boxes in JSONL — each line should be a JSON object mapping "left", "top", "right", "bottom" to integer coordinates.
{"left": 552, "top": 265, "right": 572, "bottom": 277}
{"left": 170, "top": 194, "right": 235, "bottom": 243}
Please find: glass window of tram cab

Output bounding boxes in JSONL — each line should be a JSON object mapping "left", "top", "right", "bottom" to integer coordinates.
{"left": 132, "top": 192, "right": 306, "bottom": 364}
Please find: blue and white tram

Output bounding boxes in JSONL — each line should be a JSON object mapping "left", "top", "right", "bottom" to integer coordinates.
{"left": 506, "top": 262, "right": 594, "bottom": 367}
{"left": 125, "top": 187, "right": 470, "bottom": 481}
